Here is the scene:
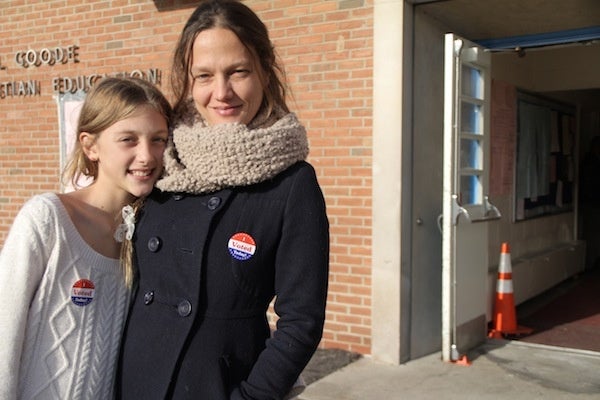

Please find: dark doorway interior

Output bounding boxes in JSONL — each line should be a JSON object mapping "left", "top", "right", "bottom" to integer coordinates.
{"left": 515, "top": 266, "right": 600, "bottom": 353}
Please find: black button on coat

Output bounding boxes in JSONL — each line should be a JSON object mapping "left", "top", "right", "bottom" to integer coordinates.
{"left": 117, "top": 162, "right": 329, "bottom": 399}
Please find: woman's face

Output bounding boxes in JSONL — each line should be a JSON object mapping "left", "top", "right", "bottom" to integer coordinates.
{"left": 190, "top": 27, "right": 264, "bottom": 126}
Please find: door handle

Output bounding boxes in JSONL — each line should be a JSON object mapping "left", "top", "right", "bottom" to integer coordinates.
{"left": 437, "top": 194, "right": 477, "bottom": 231}
{"left": 467, "top": 195, "right": 502, "bottom": 222}
{"left": 482, "top": 195, "right": 501, "bottom": 219}
{"left": 451, "top": 194, "right": 470, "bottom": 225}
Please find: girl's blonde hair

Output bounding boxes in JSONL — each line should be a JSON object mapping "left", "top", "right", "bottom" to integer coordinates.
{"left": 62, "top": 76, "right": 172, "bottom": 287}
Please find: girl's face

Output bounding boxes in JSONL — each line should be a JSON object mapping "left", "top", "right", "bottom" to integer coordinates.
{"left": 82, "top": 105, "right": 168, "bottom": 201}
{"left": 190, "top": 27, "right": 264, "bottom": 126}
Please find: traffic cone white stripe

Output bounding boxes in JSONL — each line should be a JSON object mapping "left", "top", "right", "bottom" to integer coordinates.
{"left": 498, "top": 252, "right": 512, "bottom": 271}
{"left": 496, "top": 279, "right": 513, "bottom": 294}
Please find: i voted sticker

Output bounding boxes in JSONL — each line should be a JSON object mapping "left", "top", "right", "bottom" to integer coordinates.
{"left": 71, "top": 279, "right": 95, "bottom": 306}
{"left": 228, "top": 232, "right": 256, "bottom": 261}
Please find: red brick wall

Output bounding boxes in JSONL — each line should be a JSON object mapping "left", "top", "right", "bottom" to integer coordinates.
{"left": 490, "top": 80, "right": 517, "bottom": 198}
{"left": 0, "top": 0, "right": 373, "bottom": 355}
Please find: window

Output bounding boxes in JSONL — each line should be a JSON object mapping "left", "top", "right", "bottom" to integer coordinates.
{"left": 515, "top": 91, "right": 575, "bottom": 220}
{"left": 56, "top": 90, "right": 88, "bottom": 192}
{"left": 458, "top": 65, "right": 485, "bottom": 206}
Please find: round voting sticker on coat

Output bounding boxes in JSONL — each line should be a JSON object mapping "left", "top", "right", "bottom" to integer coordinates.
{"left": 71, "top": 279, "right": 95, "bottom": 306}
{"left": 228, "top": 232, "right": 256, "bottom": 261}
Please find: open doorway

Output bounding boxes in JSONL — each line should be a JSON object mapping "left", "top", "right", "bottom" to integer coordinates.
{"left": 409, "top": 0, "right": 600, "bottom": 359}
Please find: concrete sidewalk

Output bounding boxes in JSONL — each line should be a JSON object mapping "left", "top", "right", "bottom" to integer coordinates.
{"left": 299, "top": 339, "right": 600, "bottom": 400}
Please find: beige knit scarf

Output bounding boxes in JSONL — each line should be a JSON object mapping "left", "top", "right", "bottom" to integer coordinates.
{"left": 157, "top": 112, "right": 309, "bottom": 194}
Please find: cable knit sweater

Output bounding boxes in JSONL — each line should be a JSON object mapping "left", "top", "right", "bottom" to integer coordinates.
{"left": 0, "top": 193, "right": 130, "bottom": 400}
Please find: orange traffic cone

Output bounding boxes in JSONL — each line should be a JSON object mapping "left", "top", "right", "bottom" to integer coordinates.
{"left": 488, "top": 242, "right": 533, "bottom": 339}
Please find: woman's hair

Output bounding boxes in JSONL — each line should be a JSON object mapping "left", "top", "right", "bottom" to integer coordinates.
{"left": 62, "top": 76, "right": 172, "bottom": 189}
{"left": 62, "top": 76, "right": 172, "bottom": 288}
{"left": 171, "top": 0, "right": 289, "bottom": 123}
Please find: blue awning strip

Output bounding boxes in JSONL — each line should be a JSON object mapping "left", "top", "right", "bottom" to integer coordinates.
{"left": 475, "top": 26, "right": 600, "bottom": 51}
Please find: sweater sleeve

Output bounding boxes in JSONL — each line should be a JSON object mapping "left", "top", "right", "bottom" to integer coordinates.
{"left": 0, "top": 196, "right": 53, "bottom": 400}
{"left": 234, "top": 163, "right": 330, "bottom": 400}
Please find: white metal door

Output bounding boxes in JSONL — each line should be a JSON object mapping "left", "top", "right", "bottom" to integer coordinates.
{"left": 441, "top": 34, "right": 499, "bottom": 362}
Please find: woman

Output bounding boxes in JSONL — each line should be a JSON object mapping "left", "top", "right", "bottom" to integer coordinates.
{"left": 117, "top": 1, "right": 329, "bottom": 399}
{"left": 0, "top": 77, "right": 171, "bottom": 400}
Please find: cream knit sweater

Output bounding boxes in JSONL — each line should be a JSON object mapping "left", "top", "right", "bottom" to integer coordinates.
{"left": 0, "top": 193, "right": 130, "bottom": 400}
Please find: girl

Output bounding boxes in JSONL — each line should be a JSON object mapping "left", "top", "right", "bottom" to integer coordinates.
{"left": 0, "top": 77, "right": 172, "bottom": 400}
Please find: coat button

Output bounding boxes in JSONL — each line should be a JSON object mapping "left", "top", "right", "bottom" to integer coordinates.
{"left": 147, "top": 237, "right": 161, "bottom": 252}
{"left": 177, "top": 300, "right": 192, "bottom": 317}
{"left": 144, "top": 291, "right": 154, "bottom": 305}
{"left": 207, "top": 196, "right": 221, "bottom": 210}
{"left": 172, "top": 194, "right": 184, "bottom": 201}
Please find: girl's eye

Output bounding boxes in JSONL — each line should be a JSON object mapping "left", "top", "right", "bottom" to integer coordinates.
{"left": 153, "top": 136, "right": 168, "bottom": 144}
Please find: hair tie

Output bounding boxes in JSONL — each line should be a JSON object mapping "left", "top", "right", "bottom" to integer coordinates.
{"left": 114, "top": 205, "right": 136, "bottom": 242}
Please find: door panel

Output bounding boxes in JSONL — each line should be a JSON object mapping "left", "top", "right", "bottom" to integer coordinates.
{"left": 442, "top": 33, "right": 498, "bottom": 362}
{"left": 409, "top": 11, "right": 447, "bottom": 359}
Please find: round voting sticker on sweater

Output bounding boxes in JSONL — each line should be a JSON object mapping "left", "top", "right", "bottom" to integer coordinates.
{"left": 71, "top": 279, "right": 95, "bottom": 306}
{"left": 228, "top": 232, "right": 256, "bottom": 261}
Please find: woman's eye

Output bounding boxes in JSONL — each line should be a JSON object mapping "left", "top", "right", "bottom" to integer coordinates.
{"left": 193, "top": 73, "right": 210, "bottom": 82}
{"left": 233, "top": 69, "right": 250, "bottom": 77}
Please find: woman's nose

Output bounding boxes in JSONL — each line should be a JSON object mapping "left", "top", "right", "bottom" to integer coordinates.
{"left": 214, "top": 75, "right": 232, "bottom": 101}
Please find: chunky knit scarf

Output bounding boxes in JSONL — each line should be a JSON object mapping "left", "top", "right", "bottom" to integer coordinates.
{"left": 157, "top": 113, "right": 309, "bottom": 194}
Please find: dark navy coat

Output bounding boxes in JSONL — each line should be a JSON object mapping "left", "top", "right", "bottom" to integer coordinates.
{"left": 117, "top": 162, "right": 329, "bottom": 399}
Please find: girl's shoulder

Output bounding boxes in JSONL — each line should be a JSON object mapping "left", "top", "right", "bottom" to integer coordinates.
{"left": 18, "top": 192, "right": 63, "bottom": 220}
{"left": 5, "top": 193, "right": 65, "bottom": 251}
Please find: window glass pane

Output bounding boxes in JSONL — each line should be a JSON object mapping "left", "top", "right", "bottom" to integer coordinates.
{"left": 460, "top": 138, "right": 482, "bottom": 170}
{"left": 460, "top": 101, "right": 482, "bottom": 135}
{"left": 460, "top": 174, "right": 481, "bottom": 205}
{"left": 461, "top": 65, "right": 483, "bottom": 100}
